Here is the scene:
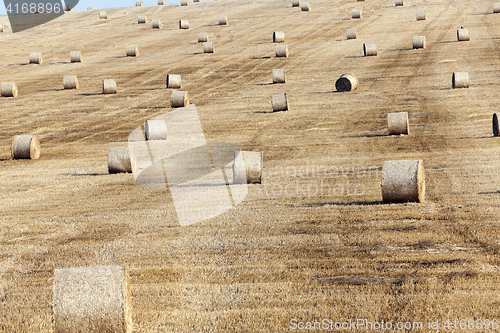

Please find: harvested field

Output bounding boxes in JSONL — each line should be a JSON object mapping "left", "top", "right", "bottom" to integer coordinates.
{"left": 1, "top": 0, "right": 500, "bottom": 332}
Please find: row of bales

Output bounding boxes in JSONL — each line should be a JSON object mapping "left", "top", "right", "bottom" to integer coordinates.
{"left": 6, "top": 0, "right": 500, "bottom": 331}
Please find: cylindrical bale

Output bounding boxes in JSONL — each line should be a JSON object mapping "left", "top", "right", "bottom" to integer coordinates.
{"left": 64, "top": 4, "right": 72, "bottom": 11}
{"left": 108, "top": 147, "right": 133, "bottom": 173}
{"left": 179, "top": 20, "right": 189, "bottom": 29}
{"left": 171, "top": 91, "right": 189, "bottom": 107}
{"left": 292, "top": 0, "right": 301, "bottom": 7}
{"left": 219, "top": 16, "right": 228, "bottom": 25}
{"left": 233, "top": 151, "right": 263, "bottom": 184}
{"left": 363, "top": 43, "right": 377, "bottom": 56}
{"left": 29, "top": 52, "right": 42, "bottom": 64}
{"left": 272, "top": 68, "right": 286, "bottom": 83}
{"left": 103, "top": 79, "right": 117, "bottom": 94}
{"left": 494, "top": 3, "right": 500, "bottom": 13}
{"left": 197, "top": 32, "right": 208, "bottom": 43}
{"left": 457, "top": 28, "right": 470, "bottom": 41}
{"left": 416, "top": 10, "right": 426, "bottom": 21}
{"left": 273, "top": 31, "right": 285, "bottom": 43}
{"left": 52, "top": 266, "right": 132, "bottom": 333}
{"left": 387, "top": 111, "right": 409, "bottom": 135}
{"left": 70, "top": 51, "right": 82, "bottom": 63}
{"left": 452, "top": 72, "right": 469, "bottom": 88}
{"left": 0, "top": 24, "right": 4, "bottom": 32}
{"left": 11, "top": 135, "right": 40, "bottom": 159}
{"left": 413, "top": 36, "right": 426, "bottom": 49}
{"left": 138, "top": 15, "right": 147, "bottom": 24}
{"left": 335, "top": 74, "right": 358, "bottom": 92}
{"left": 346, "top": 28, "right": 357, "bottom": 39}
{"left": 87, "top": 6, "right": 94, "bottom": 10}
{"left": 99, "top": 11, "right": 107, "bottom": 19}
{"left": 1, "top": 82, "right": 18, "bottom": 97}
{"left": 158, "top": 0, "right": 166, "bottom": 4}
{"left": 152, "top": 20, "right": 162, "bottom": 29}
{"left": 193, "top": 0, "right": 200, "bottom": 2}
{"left": 145, "top": 120, "right": 168, "bottom": 141}
{"left": 276, "top": 45, "right": 288, "bottom": 57}
{"left": 493, "top": 113, "right": 499, "bottom": 137}
{"left": 272, "top": 93, "right": 288, "bottom": 112}
{"left": 352, "top": 9, "right": 361, "bottom": 19}
{"left": 301, "top": 2, "right": 311, "bottom": 11}
{"left": 395, "top": 0, "right": 403, "bottom": 6}
{"left": 136, "top": 1, "right": 143, "bottom": 6}
{"left": 166, "top": 74, "right": 182, "bottom": 89}
{"left": 381, "top": 160, "right": 425, "bottom": 203}
{"left": 126, "top": 45, "right": 139, "bottom": 57}
{"left": 181, "top": 0, "right": 188, "bottom": 6}
{"left": 203, "top": 42, "right": 214, "bottom": 53}
{"left": 63, "top": 75, "right": 79, "bottom": 90}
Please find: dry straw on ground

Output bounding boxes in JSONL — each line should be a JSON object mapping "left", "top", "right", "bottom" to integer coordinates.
{"left": 272, "top": 93, "right": 288, "bottom": 111}
{"left": 272, "top": 69, "right": 286, "bottom": 83}
{"left": 103, "top": 79, "right": 117, "bottom": 94}
{"left": 457, "top": 28, "right": 470, "bottom": 41}
{"left": 63, "top": 75, "right": 79, "bottom": 90}
{"left": 198, "top": 32, "right": 208, "bottom": 42}
{"left": 381, "top": 160, "right": 425, "bottom": 203}
{"left": 416, "top": 10, "right": 426, "bottom": 20}
{"left": 145, "top": 119, "right": 168, "bottom": 141}
{"left": 126, "top": 45, "right": 139, "bottom": 57}
{"left": 11, "top": 135, "right": 40, "bottom": 159}
{"left": 452, "top": 72, "right": 469, "bottom": 88}
{"left": 171, "top": 91, "right": 189, "bottom": 107}
{"left": 52, "top": 266, "right": 132, "bottom": 333}
{"left": 70, "top": 51, "right": 82, "bottom": 62}
{"left": 203, "top": 41, "right": 214, "bottom": 53}
{"left": 1, "top": 82, "right": 18, "bottom": 97}
{"left": 179, "top": 20, "right": 189, "bottom": 29}
{"left": 413, "top": 36, "right": 426, "bottom": 49}
{"left": 346, "top": 28, "right": 357, "bottom": 39}
{"left": 152, "top": 20, "right": 162, "bottom": 29}
{"left": 335, "top": 74, "right": 358, "bottom": 92}
{"left": 352, "top": 9, "right": 361, "bottom": 19}
{"left": 167, "top": 74, "right": 182, "bottom": 89}
{"left": 276, "top": 45, "right": 288, "bottom": 57}
{"left": 233, "top": 151, "right": 263, "bottom": 184}
{"left": 108, "top": 147, "right": 133, "bottom": 173}
{"left": 387, "top": 111, "right": 409, "bottom": 135}
{"left": 29, "top": 52, "right": 42, "bottom": 64}
{"left": 363, "top": 43, "right": 377, "bottom": 56}
{"left": 273, "top": 31, "right": 285, "bottom": 43}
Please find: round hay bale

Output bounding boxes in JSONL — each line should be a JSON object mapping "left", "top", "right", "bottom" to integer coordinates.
{"left": 357, "top": 0, "right": 364, "bottom": 1}
{"left": 63, "top": 75, "right": 79, "bottom": 90}
{"left": 387, "top": 111, "right": 409, "bottom": 135}
{"left": 395, "top": 0, "right": 403, "bottom": 6}
{"left": 99, "top": 11, "right": 107, "bottom": 19}
{"left": 203, "top": 41, "right": 214, "bottom": 53}
{"left": 145, "top": 119, "right": 168, "bottom": 141}
{"left": 416, "top": 10, "right": 426, "bottom": 21}
{"left": 138, "top": 15, "right": 147, "bottom": 24}
{"left": 198, "top": 32, "right": 208, "bottom": 43}
{"left": 53, "top": 266, "right": 132, "bottom": 333}
{"left": 219, "top": 16, "right": 228, "bottom": 25}
{"left": 233, "top": 151, "right": 263, "bottom": 184}
{"left": 493, "top": 113, "right": 499, "bottom": 137}
{"left": 335, "top": 74, "right": 358, "bottom": 92}
{"left": 29, "top": 52, "right": 42, "bottom": 64}
{"left": 181, "top": 0, "right": 188, "bottom": 6}
{"left": 272, "top": 93, "right": 288, "bottom": 112}
{"left": 352, "top": 9, "right": 361, "bottom": 19}
{"left": 103, "top": 79, "right": 117, "bottom": 94}
{"left": 87, "top": 7, "right": 94, "bottom": 10}
{"left": 363, "top": 43, "right": 377, "bottom": 56}
{"left": 70, "top": 51, "right": 82, "bottom": 63}
{"left": 108, "top": 147, "right": 133, "bottom": 173}
{"left": 346, "top": 28, "right": 357, "bottom": 39}
{"left": 179, "top": 20, "right": 189, "bottom": 29}
{"left": 11, "top": 135, "right": 40, "bottom": 159}
{"left": 292, "top": 0, "right": 301, "bottom": 7}
{"left": 158, "top": 0, "right": 166, "bottom": 4}
{"left": 64, "top": 4, "right": 72, "bottom": 11}
{"left": 171, "top": 91, "right": 189, "bottom": 107}
{"left": 1, "top": 82, "right": 18, "bottom": 97}
{"left": 152, "top": 20, "right": 162, "bottom": 29}
{"left": 413, "top": 36, "right": 426, "bottom": 49}
{"left": 276, "top": 45, "right": 288, "bottom": 57}
{"left": 457, "top": 28, "right": 470, "bottom": 41}
{"left": 452, "top": 72, "right": 469, "bottom": 88}
{"left": 272, "top": 68, "right": 286, "bottom": 83}
{"left": 126, "top": 45, "right": 138, "bottom": 57}
{"left": 0, "top": 24, "right": 4, "bottom": 32}
{"left": 494, "top": 3, "right": 500, "bottom": 13}
{"left": 273, "top": 31, "right": 285, "bottom": 43}
{"left": 194, "top": 0, "right": 200, "bottom": 2}
{"left": 167, "top": 74, "right": 182, "bottom": 89}
{"left": 136, "top": 1, "right": 143, "bottom": 6}
{"left": 301, "top": 2, "right": 311, "bottom": 11}
{"left": 381, "top": 160, "right": 425, "bottom": 203}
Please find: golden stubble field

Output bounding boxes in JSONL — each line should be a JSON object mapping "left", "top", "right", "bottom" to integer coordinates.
{"left": 1, "top": 0, "right": 500, "bottom": 331}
